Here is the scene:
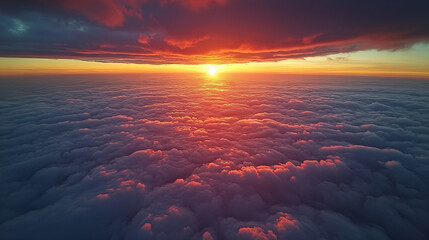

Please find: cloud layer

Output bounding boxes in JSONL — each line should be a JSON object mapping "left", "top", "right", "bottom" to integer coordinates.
{"left": 0, "top": 0, "right": 428, "bottom": 64}
{"left": 0, "top": 74, "right": 429, "bottom": 239}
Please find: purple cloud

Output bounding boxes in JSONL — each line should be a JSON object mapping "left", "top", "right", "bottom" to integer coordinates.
{"left": 0, "top": 74, "right": 429, "bottom": 239}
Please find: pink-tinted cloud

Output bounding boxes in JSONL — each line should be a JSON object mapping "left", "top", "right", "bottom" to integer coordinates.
{"left": 238, "top": 227, "right": 277, "bottom": 240}
{"left": 161, "top": 0, "right": 230, "bottom": 11}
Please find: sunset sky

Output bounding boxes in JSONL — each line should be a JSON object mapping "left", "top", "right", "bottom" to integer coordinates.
{"left": 0, "top": 0, "right": 428, "bottom": 77}
{"left": 1, "top": 1, "right": 429, "bottom": 240}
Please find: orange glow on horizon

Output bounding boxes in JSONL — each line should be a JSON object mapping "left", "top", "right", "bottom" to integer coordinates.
{"left": 0, "top": 42, "right": 428, "bottom": 79}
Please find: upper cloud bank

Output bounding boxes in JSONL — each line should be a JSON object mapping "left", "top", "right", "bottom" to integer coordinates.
{"left": 0, "top": 0, "right": 428, "bottom": 64}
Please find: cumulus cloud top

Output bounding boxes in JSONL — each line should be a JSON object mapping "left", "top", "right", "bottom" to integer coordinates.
{"left": 0, "top": 0, "right": 428, "bottom": 64}
{"left": 0, "top": 74, "right": 429, "bottom": 239}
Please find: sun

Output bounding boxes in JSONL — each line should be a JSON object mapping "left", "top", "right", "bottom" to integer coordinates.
{"left": 208, "top": 66, "right": 216, "bottom": 76}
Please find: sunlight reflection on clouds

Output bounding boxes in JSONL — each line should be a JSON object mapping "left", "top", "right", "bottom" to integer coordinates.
{"left": 0, "top": 74, "right": 428, "bottom": 240}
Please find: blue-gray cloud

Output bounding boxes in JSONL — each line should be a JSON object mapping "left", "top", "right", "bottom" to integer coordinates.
{"left": 0, "top": 75, "right": 429, "bottom": 239}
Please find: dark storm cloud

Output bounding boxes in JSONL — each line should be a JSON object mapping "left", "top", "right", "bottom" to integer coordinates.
{"left": 0, "top": 75, "right": 429, "bottom": 239}
{"left": 0, "top": 0, "right": 428, "bottom": 64}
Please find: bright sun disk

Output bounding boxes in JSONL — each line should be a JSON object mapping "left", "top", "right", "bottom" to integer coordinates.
{"left": 208, "top": 66, "right": 216, "bottom": 76}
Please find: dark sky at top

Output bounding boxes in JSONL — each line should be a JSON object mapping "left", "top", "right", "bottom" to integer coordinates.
{"left": 0, "top": 0, "right": 428, "bottom": 64}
